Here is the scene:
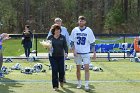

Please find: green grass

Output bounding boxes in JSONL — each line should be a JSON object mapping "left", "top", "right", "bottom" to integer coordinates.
{"left": 0, "top": 59, "right": 140, "bottom": 93}
{"left": 2, "top": 38, "right": 48, "bottom": 56}
{"left": 1, "top": 37, "right": 139, "bottom": 93}
{"left": 2, "top": 39, "right": 24, "bottom": 56}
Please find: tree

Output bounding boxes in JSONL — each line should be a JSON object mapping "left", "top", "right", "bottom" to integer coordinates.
{"left": 0, "top": 0, "right": 140, "bottom": 34}
{"left": 138, "top": 0, "right": 140, "bottom": 16}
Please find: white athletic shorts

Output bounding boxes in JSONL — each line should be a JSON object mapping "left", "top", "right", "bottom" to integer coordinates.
{"left": 74, "top": 53, "right": 90, "bottom": 65}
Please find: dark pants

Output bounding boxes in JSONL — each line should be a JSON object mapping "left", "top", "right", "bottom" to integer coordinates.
{"left": 49, "top": 56, "right": 64, "bottom": 88}
{"left": 23, "top": 40, "right": 32, "bottom": 57}
{"left": 0, "top": 49, "right": 3, "bottom": 70}
{"left": 24, "top": 47, "right": 31, "bottom": 57}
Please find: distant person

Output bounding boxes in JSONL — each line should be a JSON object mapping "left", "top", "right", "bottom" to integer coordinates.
{"left": 21, "top": 25, "right": 32, "bottom": 60}
{"left": 70, "top": 16, "right": 96, "bottom": 91}
{"left": 47, "top": 24, "right": 68, "bottom": 91}
{"left": 0, "top": 33, "right": 10, "bottom": 77}
{"left": 47, "top": 18, "right": 70, "bottom": 83}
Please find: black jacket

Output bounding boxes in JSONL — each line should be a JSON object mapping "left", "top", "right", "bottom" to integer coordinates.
{"left": 48, "top": 34, "right": 68, "bottom": 57}
{"left": 21, "top": 30, "right": 32, "bottom": 48}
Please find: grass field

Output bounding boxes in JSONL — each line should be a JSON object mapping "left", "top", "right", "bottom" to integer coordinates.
{"left": 2, "top": 38, "right": 47, "bottom": 56}
{"left": 1, "top": 37, "right": 139, "bottom": 93}
{"left": 0, "top": 59, "right": 140, "bottom": 93}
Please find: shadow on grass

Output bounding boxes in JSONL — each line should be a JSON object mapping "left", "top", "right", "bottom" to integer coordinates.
{"left": 0, "top": 78, "right": 23, "bottom": 93}
{"left": 63, "top": 82, "right": 96, "bottom": 93}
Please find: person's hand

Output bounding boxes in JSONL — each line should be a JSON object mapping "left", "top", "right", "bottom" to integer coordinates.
{"left": 1, "top": 33, "right": 11, "bottom": 40}
{"left": 70, "top": 47, "right": 78, "bottom": 57}
{"left": 92, "top": 52, "right": 96, "bottom": 60}
{"left": 73, "top": 51, "right": 78, "bottom": 57}
{"left": 4, "top": 36, "right": 11, "bottom": 40}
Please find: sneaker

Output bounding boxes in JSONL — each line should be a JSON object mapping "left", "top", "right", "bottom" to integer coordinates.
{"left": 85, "top": 86, "right": 90, "bottom": 92}
{"left": 0, "top": 72, "right": 4, "bottom": 78}
{"left": 76, "top": 84, "right": 82, "bottom": 89}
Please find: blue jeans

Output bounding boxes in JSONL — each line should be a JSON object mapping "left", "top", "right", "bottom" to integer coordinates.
{"left": 49, "top": 56, "right": 64, "bottom": 88}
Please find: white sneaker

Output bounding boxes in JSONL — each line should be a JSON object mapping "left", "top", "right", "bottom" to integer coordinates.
{"left": 85, "top": 86, "right": 90, "bottom": 92}
{"left": 76, "top": 84, "right": 82, "bottom": 89}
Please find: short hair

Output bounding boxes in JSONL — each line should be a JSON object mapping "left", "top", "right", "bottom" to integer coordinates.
{"left": 54, "top": 18, "right": 62, "bottom": 22}
{"left": 51, "top": 24, "right": 61, "bottom": 35}
{"left": 25, "top": 25, "right": 30, "bottom": 28}
{"left": 78, "top": 16, "right": 86, "bottom": 21}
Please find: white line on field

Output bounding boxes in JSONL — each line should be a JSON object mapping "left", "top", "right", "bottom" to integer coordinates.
{"left": 1, "top": 80, "right": 140, "bottom": 83}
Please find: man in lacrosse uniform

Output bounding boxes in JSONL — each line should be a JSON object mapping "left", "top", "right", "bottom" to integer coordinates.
{"left": 70, "top": 16, "right": 95, "bottom": 91}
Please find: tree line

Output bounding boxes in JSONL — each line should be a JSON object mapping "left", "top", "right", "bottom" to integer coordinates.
{"left": 0, "top": 0, "right": 140, "bottom": 34}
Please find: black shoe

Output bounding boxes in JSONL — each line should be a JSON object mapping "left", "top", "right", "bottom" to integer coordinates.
{"left": 53, "top": 87, "right": 59, "bottom": 91}
{"left": 63, "top": 78, "right": 66, "bottom": 83}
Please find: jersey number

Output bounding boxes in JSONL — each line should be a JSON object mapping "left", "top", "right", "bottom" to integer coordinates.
{"left": 77, "top": 37, "right": 86, "bottom": 45}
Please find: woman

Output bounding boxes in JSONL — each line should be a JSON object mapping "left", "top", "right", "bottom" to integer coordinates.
{"left": 47, "top": 24, "right": 68, "bottom": 91}
{"left": 47, "top": 17, "right": 70, "bottom": 83}
{"left": 21, "top": 25, "right": 32, "bottom": 59}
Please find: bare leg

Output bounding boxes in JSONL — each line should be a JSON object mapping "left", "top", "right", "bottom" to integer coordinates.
{"left": 76, "top": 65, "right": 81, "bottom": 80}
{"left": 84, "top": 64, "right": 90, "bottom": 90}
{"left": 84, "top": 64, "right": 89, "bottom": 81}
{"left": 76, "top": 65, "right": 82, "bottom": 88}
